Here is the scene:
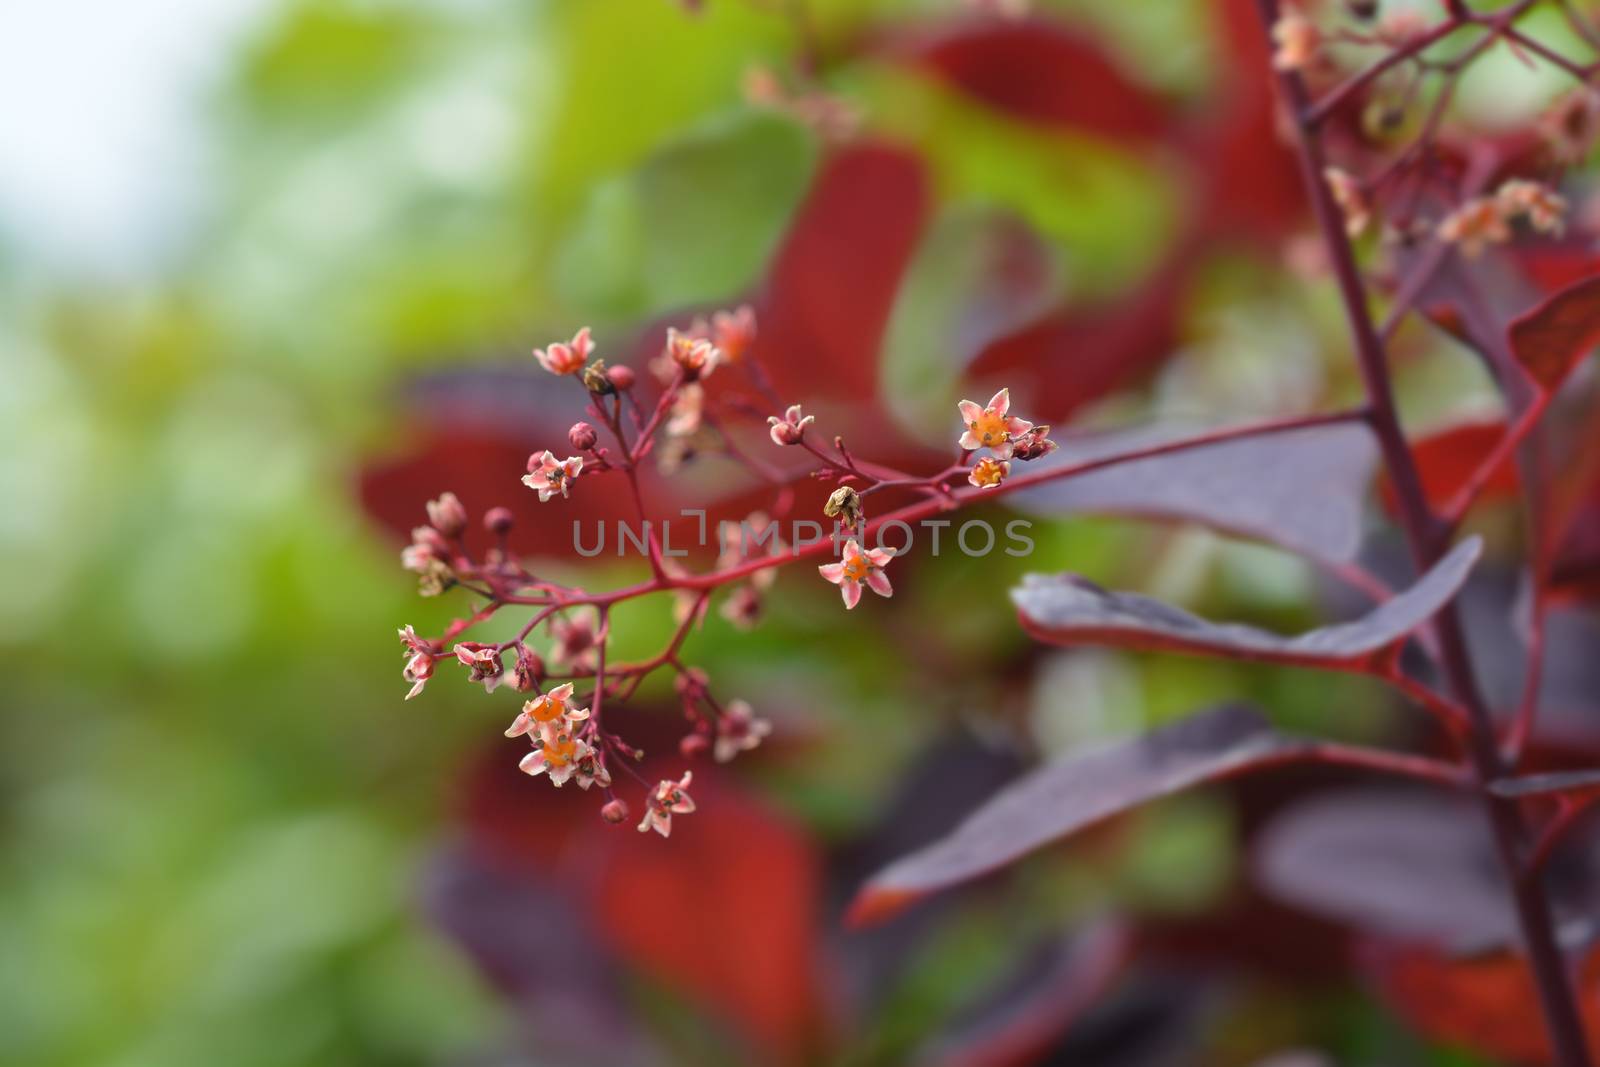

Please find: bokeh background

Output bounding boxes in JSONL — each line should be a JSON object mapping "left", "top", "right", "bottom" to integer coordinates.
{"left": 4, "top": 1, "right": 1591, "bottom": 1065}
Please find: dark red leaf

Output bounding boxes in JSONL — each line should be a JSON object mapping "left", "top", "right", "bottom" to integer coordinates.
{"left": 848, "top": 705, "right": 1295, "bottom": 926}
{"left": 1509, "top": 271, "right": 1600, "bottom": 392}
{"left": 455, "top": 736, "right": 827, "bottom": 1062}
{"left": 590, "top": 774, "right": 828, "bottom": 1061}
{"left": 1380, "top": 420, "right": 1520, "bottom": 516}
{"left": 967, "top": 257, "right": 1189, "bottom": 421}
{"left": 1013, "top": 538, "right": 1481, "bottom": 669}
{"left": 900, "top": 22, "right": 1172, "bottom": 142}
{"left": 1011, "top": 420, "right": 1379, "bottom": 564}
{"left": 1370, "top": 941, "right": 1600, "bottom": 1065}
{"left": 754, "top": 142, "right": 930, "bottom": 407}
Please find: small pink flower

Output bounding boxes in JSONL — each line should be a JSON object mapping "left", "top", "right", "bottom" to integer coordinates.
{"left": 968, "top": 456, "right": 1010, "bottom": 489}
{"left": 1324, "top": 168, "right": 1370, "bottom": 238}
{"left": 1438, "top": 197, "right": 1511, "bottom": 258}
{"left": 1542, "top": 90, "right": 1600, "bottom": 164}
{"left": 533, "top": 327, "right": 593, "bottom": 375}
{"left": 714, "top": 700, "right": 772, "bottom": 763}
{"left": 957, "top": 388, "right": 1033, "bottom": 457}
{"left": 1376, "top": 10, "right": 1426, "bottom": 46}
{"left": 637, "top": 771, "right": 696, "bottom": 837}
{"left": 519, "top": 722, "right": 590, "bottom": 788}
{"left": 719, "top": 585, "right": 763, "bottom": 629}
{"left": 398, "top": 625, "right": 436, "bottom": 700}
{"left": 522, "top": 450, "right": 584, "bottom": 501}
{"left": 711, "top": 305, "right": 757, "bottom": 363}
{"left": 453, "top": 642, "right": 505, "bottom": 692}
{"left": 401, "top": 526, "right": 453, "bottom": 596}
{"left": 818, "top": 538, "right": 893, "bottom": 609}
{"left": 666, "top": 383, "right": 705, "bottom": 437}
{"left": 1497, "top": 179, "right": 1568, "bottom": 235}
{"left": 1271, "top": 11, "right": 1319, "bottom": 71}
{"left": 549, "top": 610, "right": 599, "bottom": 672}
{"left": 425, "top": 492, "right": 468, "bottom": 537}
{"left": 401, "top": 525, "right": 449, "bottom": 572}
{"left": 666, "top": 327, "right": 720, "bottom": 378}
{"left": 505, "top": 681, "right": 589, "bottom": 737}
{"left": 572, "top": 747, "right": 611, "bottom": 791}
{"left": 768, "top": 404, "right": 815, "bottom": 446}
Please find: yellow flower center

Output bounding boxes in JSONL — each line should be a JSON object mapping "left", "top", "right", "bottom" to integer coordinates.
{"left": 542, "top": 733, "right": 578, "bottom": 767}
{"left": 970, "top": 410, "right": 1010, "bottom": 447}
{"left": 843, "top": 555, "right": 873, "bottom": 582}
{"left": 530, "top": 695, "right": 564, "bottom": 723}
{"left": 972, "top": 458, "right": 1007, "bottom": 487}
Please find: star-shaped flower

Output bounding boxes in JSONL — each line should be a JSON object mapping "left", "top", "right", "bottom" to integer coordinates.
{"left": 533, "top": 327, "right": 593, "bottom": 375}
{"left": 637, "top": 771, "right": 697, "bottom": 837}
{"left": 714, "top": 700, "right": 772, "bottom": 763}
{"left": 522, "top": 450, "right": 584, "bottom": 501}
{"left": 504, "top": 682, "right": 589, "bottom": 737}
{"left": 518, "top": 722, "right": 591, "bottom": 788}
{"left": 818, "top": 538, "right": 893, "bottom": 609}
{"left": 767, "top": 404, "right": 815, "bottom": 446}
{"left": 957, "top": 388, "right": 1033, "bottom": 458}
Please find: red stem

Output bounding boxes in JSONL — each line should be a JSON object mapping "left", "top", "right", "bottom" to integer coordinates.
{"left": 1260, "top": 3, "right": 1595, "bottom": 1059}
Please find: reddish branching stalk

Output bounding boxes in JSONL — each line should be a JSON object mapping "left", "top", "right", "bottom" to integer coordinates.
{"left": 1262, "top": 0, "right": 1595, "bottom": 1060}
{"left": 399, "top": 311, "right": 1452, "bottom": 839}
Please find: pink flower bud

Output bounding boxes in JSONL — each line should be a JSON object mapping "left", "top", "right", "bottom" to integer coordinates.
{"left": 511, "top": 643, "right": 545, "bottom": 692}
{"left": 606, "top": 365, "right": 636, "bottom": 391}
{"left": 426, "top": 492, "right": 468, "bottom": 538}
{"left": 680, "top": 732, "right": 709, "bottom": 758}
{"left": 484, "top": 506, "right": 514, "bottom": 534}
{"left": 569, "top": 422, "right": 598, "bottom": 451}
{"left": 601, "top": 798, "right": 630, "bottom": 824}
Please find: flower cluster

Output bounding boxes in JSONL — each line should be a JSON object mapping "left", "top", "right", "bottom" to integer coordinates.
{"left": 1439, "top": 179, "right": 1568, "bottom": 257}
{"left": 957, "top": 387, "right": 1054, "bottom": 488}
{"left": 397, "top": 305, "right": 1053, "bottom": 835}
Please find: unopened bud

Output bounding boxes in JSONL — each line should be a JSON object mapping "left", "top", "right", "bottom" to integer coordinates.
{"left": 606, "top": 364, "right": 636, "bottom": 391}
{"left": 674, "top": 667, "right": 710, "bottom": 697}
{"left": 511, "top": 644, "right": 544, "bottom": 692}
{"left": 569, "top": 421, "right": 598, "bottom": 451}
{"left": 600, "top": 798, "right": 630, "bottom": 825}
{"left": 824, "top": 485, "right": 863, "bottom": 529}
{"left": 680, "top": 733, "right": 709, "bottom": 759}
{"left": 582, "top": 359, "right": 615, "bottom": 395}
{"left": 426, "top": 492, "right": 468, "bottom": 538}
{"left": 1010, "top": 425, "right": 1058, "bottom": 462}
{"left": 484, "top": 506, "right": 514, "bottom": 535}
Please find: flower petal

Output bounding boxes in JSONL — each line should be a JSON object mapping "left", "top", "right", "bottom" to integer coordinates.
{"left": 988, "top": 388, "right": 1010, "bottom": 415}
{"left": 504, "top": 712, "right": 532, "bottom": 737}
{"left": 866, "top": 569, "right": 894, "bottom": 598}
{"left": 841, "top": 581, "right": 863, "bottom": 609}
{"left": 958, "top": 430, "right": 982, "bottom": 451}
{"left": 518, "top": 751, "right": 548, "bottom": 776}
{"left": 818, "top": 562, "right": 846, "bottom": 583}
{"left": 957, "top": 400, "right": 984, "bottom": 425}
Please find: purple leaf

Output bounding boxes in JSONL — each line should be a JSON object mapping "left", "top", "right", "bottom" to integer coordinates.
{"left": 1010, "top": 421, "right": 1379, "bottom": 563}
{"left": 1489, "top": 769, "right": 1600, "bottom": 798}
{"left": 915, "top": 919, "right": 1131, "bottom": 1067}
{"left": 1252, "top": 789, "right": 1515, "bottom": 951}
{"left": 848, "top": 705, "right": 1295, "bottom": 926}
{"left": 1012, "top": 537, "right": 1482, "bottom": 670}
